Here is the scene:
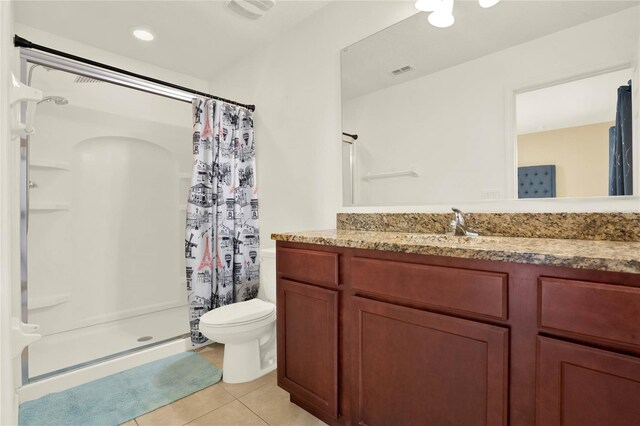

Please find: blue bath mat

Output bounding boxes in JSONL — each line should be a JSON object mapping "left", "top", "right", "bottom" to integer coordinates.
{"left": 19, "top": 351, "right": 222, "bottom": 426}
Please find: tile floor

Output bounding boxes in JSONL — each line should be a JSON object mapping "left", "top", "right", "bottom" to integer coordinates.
{"left": 121, "top": 344, "right": 327, "bottom": 426}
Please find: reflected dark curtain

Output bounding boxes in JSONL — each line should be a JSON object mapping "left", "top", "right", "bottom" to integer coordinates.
{"left": 609, "top": 81, "right": 633, "bottom": 196}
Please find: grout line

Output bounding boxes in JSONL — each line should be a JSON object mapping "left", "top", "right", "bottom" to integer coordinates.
{"left": 239, "top": 381, "right": 324, "bottom": 426}
{"left": 137, "top": 381, "right": 229, "bottom": 424}
{"left": 237, "top": 397, "right": 271, "bottom": 425}
{"left": 227, "top": 378, "right": 274, "bottom": 399}
{"left": 181, "top": 398, "right": 239, "bottom": 426}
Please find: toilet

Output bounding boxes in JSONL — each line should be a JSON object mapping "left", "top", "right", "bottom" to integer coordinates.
{"left": 199, "top": 248, "right": 277, "bottom": 384}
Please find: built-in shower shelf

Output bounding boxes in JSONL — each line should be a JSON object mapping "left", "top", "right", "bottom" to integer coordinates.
{"left": 363, "top": 168, "right": 419, "bottom": 181}
{"left": 29, "top": 293, "right": 71, "bottom": 310}
{"left": 30, "top": 203, "right": 71, "bottom": 211}
{"left": 31, "top": 160, "right": 70, "bottom": 171}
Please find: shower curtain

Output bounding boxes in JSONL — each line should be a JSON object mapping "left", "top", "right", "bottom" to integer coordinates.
{"left": 186, "top": 99, "right": 260, "bottom": 343}
{"left": 609, "top": 82, "right": 633, "bottom": 196}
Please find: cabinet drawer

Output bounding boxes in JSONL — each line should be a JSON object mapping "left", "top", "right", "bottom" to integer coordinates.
{"left": 277, "top": 247, "right": 339, "bottom": 289}
{"left": 351, "top": 257, "right": 508, "bottom": 320}
{"left": 539, "top": 277, "right": 640, "bottom": 348}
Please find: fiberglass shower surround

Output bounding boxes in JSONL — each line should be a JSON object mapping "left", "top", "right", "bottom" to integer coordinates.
{"left": 24, "top": 74, "right": 190, "bottom": 380}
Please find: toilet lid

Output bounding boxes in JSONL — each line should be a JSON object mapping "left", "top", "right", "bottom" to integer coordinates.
{"left": 200, "top": 298, "right": 275, "bottom": 326}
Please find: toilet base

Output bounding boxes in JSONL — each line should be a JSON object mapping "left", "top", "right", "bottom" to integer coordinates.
{"left": 221, "top": 333, "right": 277, "bottom": 384}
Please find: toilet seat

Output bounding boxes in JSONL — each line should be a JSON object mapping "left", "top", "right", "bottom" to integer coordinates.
{"left": 200, "top": 299, "right": 275, "bottom": 328}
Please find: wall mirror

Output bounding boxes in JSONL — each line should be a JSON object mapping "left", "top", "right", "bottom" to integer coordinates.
{"left": 341, "top": 1, "right": 639, "bottom": 207}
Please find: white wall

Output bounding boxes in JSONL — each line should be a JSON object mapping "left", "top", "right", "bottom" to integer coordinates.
{"left": 209, "top": 1, "right": 418, "bottom": 246}
{"left": 344, "top": 8, "right": 639, "bottom": 206}
{"left": 516, "top": 68, "right": 632, "bottom": 135}
{"left": 1, "top": 1, "right": 19, "bottom": 423}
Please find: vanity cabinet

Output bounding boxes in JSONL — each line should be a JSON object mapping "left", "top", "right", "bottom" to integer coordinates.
{"left": 536, "top": 337, "right": 640, "bottom": 426}
{"left": 535, "top": 276, "right": 640, "bottom": 426}
{"left": 275, "top": 241, "right": 640, "bottom": 426}
{"left": 353, "top": 296, "right": 508, "bottom": 426}
{"left": 276, "top": 249, "right": 340, "bottom": 419}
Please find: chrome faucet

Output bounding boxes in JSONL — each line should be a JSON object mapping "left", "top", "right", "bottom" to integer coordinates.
{"left": 451, "top": 208, "right": 478, "bottom": 237}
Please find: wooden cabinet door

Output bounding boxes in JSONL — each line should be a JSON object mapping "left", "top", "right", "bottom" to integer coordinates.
{"left": 537, "top": 337, "right": 640, "bottom": 426}
{"left": 352, "top": 296, "right": 508, "bottom": 426}
{"left": 277, "top": 278, "right": 338, "bottom": 418}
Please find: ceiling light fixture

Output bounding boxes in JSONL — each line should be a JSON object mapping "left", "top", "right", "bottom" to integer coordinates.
{"left": 132, "top": 28, "right": 155, "bottom": 42}
{"left": 414, "top": 0, "right": 440, "bottom": 12}
{"left": 226, "top": 0, "right": 276, "bottom": 20}
{"left": 479, "top": 0, "right": 501, "bottom": 8}
{"left": 427, "top": 0, "right": 454, "bottom": 28}
{"left": 415, "top": 0, "right": 501, "bottom": 28}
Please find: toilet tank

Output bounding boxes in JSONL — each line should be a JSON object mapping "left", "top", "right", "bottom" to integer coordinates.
{"left": 259, "top": 248, "right": 277, "bottom": 303}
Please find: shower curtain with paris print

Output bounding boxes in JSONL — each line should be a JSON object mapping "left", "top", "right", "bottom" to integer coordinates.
{"left": 186, "top": 98, "right": 260, "bottom": 344}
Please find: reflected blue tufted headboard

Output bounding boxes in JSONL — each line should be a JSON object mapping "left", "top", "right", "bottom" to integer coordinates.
{"left": 518, "top": 165, "right": 556, "bottom": 198}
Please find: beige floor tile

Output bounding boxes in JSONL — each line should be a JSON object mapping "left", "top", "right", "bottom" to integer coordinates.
{"left": 136, "top": 384, "right": 235, "bottom": 426}
{"left": 119, "top": 420, "right": 138, "bottom": 426}
{"left": 239, "top": 382, "right": 319, "bottom": 426}
{"left": 197, "top": 343, "right": 225, "bottom": 368}
{"left": 311, "top": 421, "right": 329, "bottom": 426}
{"left": 197, "top": 343, "right": 224, "bottom": 357}
{"left": 220, "top": 369, "right": 276, "bottom": 398}
{"left": 186, "top": 400, "right": 268, "bottom": 426}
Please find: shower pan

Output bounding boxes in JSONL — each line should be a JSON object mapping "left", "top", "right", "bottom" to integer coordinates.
{"left": 18, "top": 51, "right": 193, "bottom": 393}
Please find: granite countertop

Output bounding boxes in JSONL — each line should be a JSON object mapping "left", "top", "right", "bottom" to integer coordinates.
{"left": 272, "top": 229, "right": 640, "bottom": 274}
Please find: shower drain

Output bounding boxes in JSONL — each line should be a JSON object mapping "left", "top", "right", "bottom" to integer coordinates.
{"left": 137, "top": 336, "right": 153, "bottom": 342}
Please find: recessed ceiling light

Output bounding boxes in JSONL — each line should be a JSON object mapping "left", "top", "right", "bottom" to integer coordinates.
{"left": 133, "top": 28, "right": 155, "bottom": 42}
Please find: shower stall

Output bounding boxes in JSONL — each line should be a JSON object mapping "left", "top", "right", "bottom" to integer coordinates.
{"left": 18, "top": 47, "right": 196, "bottom": 391}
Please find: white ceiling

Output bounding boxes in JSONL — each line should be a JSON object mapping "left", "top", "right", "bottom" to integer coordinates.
{"left": 14, "top": 0, "right": 331, "bottom": 80}
{"left": 342, "top": 1, "right": 639, "bottom": 100}
{"left": 516, "top": 68, "right": 633, "bottom": 135}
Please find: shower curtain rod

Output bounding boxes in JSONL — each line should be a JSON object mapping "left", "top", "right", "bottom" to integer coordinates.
{"left": 14, "top": 35, "right": 256, "bottom": 112}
